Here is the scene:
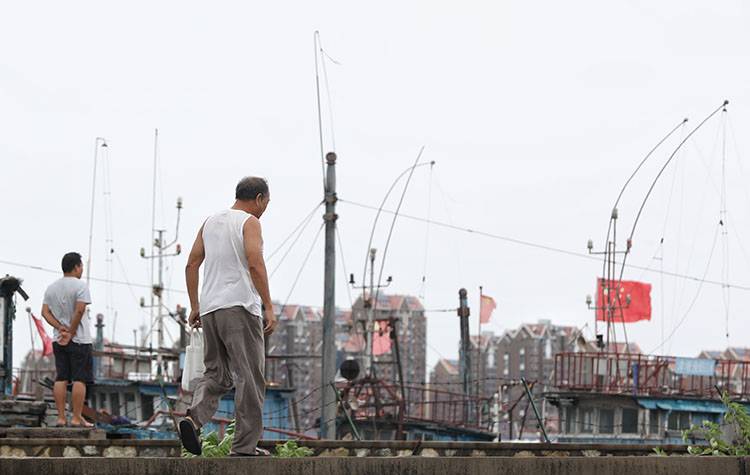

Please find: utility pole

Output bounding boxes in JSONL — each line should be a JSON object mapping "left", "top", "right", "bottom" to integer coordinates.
{"left": 321, "top": 151, "right": 338, "bottom": 439}
{"left": 94, "top": 313, "right": 105, "bottom": 379}
{"left": 140, "top": 197, "right": 183, "bottom": 376}
{"left": 0, "top": 277, "right": 29, "bottom": 396}
{"left": 349, "top": 248, "right": 393, "bottom": 378}
{"left": 587, "top": 207, "right": 631, "bottom": 353}
{"left": 457, "top": 288, "right": 471, "bottom": 423}
{"left": 364, "top": 248, "right": 376, "bottom": 375}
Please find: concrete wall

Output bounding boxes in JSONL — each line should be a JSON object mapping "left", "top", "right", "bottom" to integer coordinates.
{"left": 1, "top": 456, "right": 748, "bottom": 475}
{"left": 0, "top": 439, "right": 178, "bottom": 458}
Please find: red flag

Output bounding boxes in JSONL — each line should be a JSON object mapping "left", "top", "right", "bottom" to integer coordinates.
{"left": 30, "top": 313, "right": 53, "bottom": 357}
{"left": 595, "top": 279, "right": 651, "bottom": 323}
{"left": 480, "top": 295, "right": 497, "bottom": 324}
{"left": 372, "top": 320, "right": 392, "bottom": 356}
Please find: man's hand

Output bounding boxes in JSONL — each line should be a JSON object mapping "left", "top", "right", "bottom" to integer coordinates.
{"left": 263, "top": 306, "right": 277, "bottom": 336}
{"left": 189, "top": 308, "right": 202, "bottom": 328}
{"left": 58, "top": 329, "right": 72, "bottom": 346}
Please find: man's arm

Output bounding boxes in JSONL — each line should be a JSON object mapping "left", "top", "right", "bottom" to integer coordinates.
{"left": 185, "top": 224, "right": 205, "bottom": 327}
{"left": 243, "top": 217, "right": 276, "bottom": 335}
{"left": 41, "top": 304, "right": 68, "bottom": 333}
{"left": 67, "top": 301, "right": 88, "bottom": 336}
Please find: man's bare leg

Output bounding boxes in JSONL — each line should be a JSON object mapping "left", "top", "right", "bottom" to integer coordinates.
{"left": 53, "top": 381, "right": 68, "bottom": 426}
{"left": 70, "top": 382, "right": 92, "bottom": 427}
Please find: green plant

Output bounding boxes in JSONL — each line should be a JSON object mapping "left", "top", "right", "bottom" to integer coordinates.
{"left": 682, "top": 391, "right": 750, "bottom": 456}
{"left": 274, "top": 440, "right": 314, "bottom": 458}
{"left": 652, "top": 447, "right": 667, "bottom": 456}
{"left": 180, "top": 421, "right": 314, "bottom": 458}
{"left": 181, "top": 420, "right": 235, "bottom": 458}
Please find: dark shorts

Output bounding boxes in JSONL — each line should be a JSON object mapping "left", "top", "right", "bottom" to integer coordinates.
{"left": 53, "top": 342, "right": 94, "bottom": 383}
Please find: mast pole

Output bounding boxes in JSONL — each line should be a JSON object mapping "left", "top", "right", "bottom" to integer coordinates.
{"left": 320, "top": 152, "right": 338, "bottom": 439}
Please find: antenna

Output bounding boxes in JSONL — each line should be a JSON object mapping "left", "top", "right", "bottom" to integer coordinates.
{"left": 86, "top": 136, "right": 108, "bottom": 284}
{"left": 140, "top": 130, "right": 183, "bottom": 377}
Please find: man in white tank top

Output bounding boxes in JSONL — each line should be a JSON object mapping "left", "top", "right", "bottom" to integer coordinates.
{"left": 179, "top": 176, "right": 277, "bottom": 457}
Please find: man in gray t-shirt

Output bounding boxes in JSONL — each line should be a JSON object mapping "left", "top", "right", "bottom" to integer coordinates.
{"left": 41, "top": 252, "right": 93, "bottom": 427}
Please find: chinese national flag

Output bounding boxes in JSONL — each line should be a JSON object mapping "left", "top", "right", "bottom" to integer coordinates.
{"left": 372, "top": 320, "right": 392, "bottom": 356}
{"left": 595, "top": 278, "right": 651, "bottom": 323}
{"left": 480, "top": 295, "right": 497, "bottom": 324}
{"left": 30, "top": 313, "right": 53, "bottom": 357}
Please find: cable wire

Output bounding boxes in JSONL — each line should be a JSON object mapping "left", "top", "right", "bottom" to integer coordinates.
{"left": 266, "top": 201, "right": 324, "bottom": 262}
{"left": 269, "top": 203, "right": 323, "bottom": 279}
{"left": 338, "top": 199, "right": 750, "bottom": 292}
{"left": 279, "top": 222, "right": 325, "bottom": 315}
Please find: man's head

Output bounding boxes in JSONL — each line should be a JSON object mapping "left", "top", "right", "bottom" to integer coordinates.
{"left": 61, "top": 252, "right": 84, "bottom": 278}
{"left": 235, "top": 176, "right": 270, "bottom": 218}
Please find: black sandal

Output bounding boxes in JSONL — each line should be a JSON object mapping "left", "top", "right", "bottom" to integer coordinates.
{"left": 230, "top": 447, "right": 271, "bottom": 457}
{"left": 178, "top": 417, "right": 202, "bottom": 456}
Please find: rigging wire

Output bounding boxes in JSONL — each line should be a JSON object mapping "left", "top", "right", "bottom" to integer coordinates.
{"left": 266, "top": 201, "right": 324, "bottom": 262}
{"left": 597, "top": 118, "right": 687, "bottom": 338}
{"left": 667, "top": 138, "right": 687, "bottom": 353}
{"left": 664, "top": 127, "right": 723, "bottom": 354}
{"left": 649, "top": 222, "right": 721, "bottom": 354}
{"left": 434, "top": 170, "right": 465, "bottom": 282}
{"left": 612, "top": 101, "right": 727, "bottom": 352}
{"left": 318, "top": 38, "right": 340, "bottom": 152}
{"left": 313, "top": 31, "right": 327, "bottom": 191}
{"left": 720, "top": 107, "right": 730, "bottom": 340}
{"left": 359, "top": 159, "right": 434, "bottom": 303}
{"left": 0, "top": 258, "right": 187, "bottom": 293}
{"left": 338, "top": 198, "right": 750, "bottom": 291}
{"left": 279, "top": 222, "right": 325, "bottom": 315}
{"left": 335, "top": 224, "right": 354, "bottom": 307}
{"left": 418, "top": 162, "right": 435, "bottom": 299}
{"left": 149, "top": 129, "right": 159, "bottom": 349}
{"left": 269, "top": 203, "right": 323, "bottom": 279}
{"left": 617, "top": 101, "right": 727, "bottom": 281}
{"left": 101, "top": 143, "right": 116, "bottom": 324}
{"left": 372, "top": 147, "right": 425, "bottom": 312}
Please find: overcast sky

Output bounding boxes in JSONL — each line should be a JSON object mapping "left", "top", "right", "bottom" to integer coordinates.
{"left": 3, "top": 1, "right": 750, "bottom": 375}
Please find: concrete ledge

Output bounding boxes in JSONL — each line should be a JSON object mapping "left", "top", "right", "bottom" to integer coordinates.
{"left": 0, "top": 438, "right": 180, "bottom": 458}
{"left": 0, "top": 428, "right": 107, "bottom": 440}
{"left": 0, "top": 456, "right": 747, "bottom": 475}
{"left": 0, "top": 438, "right": 701, "bottom": 458}
{"left": 255, "top": 439, "right": 696, "bottom": 457}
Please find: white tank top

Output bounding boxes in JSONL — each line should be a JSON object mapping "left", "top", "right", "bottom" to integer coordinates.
{"left": 199, "top": 209, "right": 262, "bottom": 317}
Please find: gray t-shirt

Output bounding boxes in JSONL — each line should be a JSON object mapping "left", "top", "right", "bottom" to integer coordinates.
{"left": 43, "top": 276, "right": 93, "bottom": 344}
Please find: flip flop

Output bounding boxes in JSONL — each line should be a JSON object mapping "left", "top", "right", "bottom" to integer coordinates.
{"left": 68, "top": 421, "right": 95, "bottom": 429}
{"left": 179, "top": 418, "right": 202, "bottom": 456}
{"left": 230, "top": 447, "right": 271, "bottom": 457}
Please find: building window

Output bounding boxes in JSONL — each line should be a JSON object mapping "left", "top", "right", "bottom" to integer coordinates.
{"left": 649, "top": 410, "right": 661, "bottom": 435}
{"left": 622, "top": 408, "right": 638, "bottom": 434}
{"left": 564, "top": 407, "right": 575, "bottom": 434}
{"left": 599, "top": 409, "right": 615, "bottom": 434}
{"left": 124, "top": 393, "right": 136, "bottom": 420}
{"left": 487, "top": 351, "right": 495, "bottom": 369}
{"left": 503, "top": 353, "right": 509, "bottom": 377}
{"left": 141, "top": 395, "right": 154, "bottom": 420}
{"left": 519, "top": 348, "right": 525, "bottom": 373}
{"left": 692, "top": 412, "right": 716, "bottom": 427}
{"left": 668, "top": 412, "right": 691, "bottom": 431}
{"left": 580, "top": 408, "right": 593, "bottom": 433}
{"left": 545, "top": 339, "right": 552, "bottom": 359}
{"left": 110, "top": 393, "right": 120, "bottom": 416}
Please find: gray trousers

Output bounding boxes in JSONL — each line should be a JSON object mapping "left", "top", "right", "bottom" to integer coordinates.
{"left": 187, "top": 306, "right": 265, "bottom": 455}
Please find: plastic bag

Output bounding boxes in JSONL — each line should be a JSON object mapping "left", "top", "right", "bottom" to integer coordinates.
{"left": 181, "top": 329, "right": 205, "bottom": 391}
